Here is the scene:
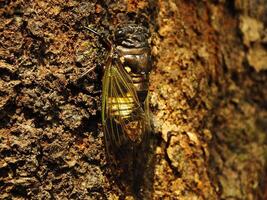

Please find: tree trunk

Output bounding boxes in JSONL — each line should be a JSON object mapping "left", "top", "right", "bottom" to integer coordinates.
{"left": 0, "top": 0, "right": 267, "bottom": 199}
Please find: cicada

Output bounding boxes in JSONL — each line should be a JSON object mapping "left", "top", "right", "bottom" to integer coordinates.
{"left": 84, "top": 24, "right": 152, "bottom": 154}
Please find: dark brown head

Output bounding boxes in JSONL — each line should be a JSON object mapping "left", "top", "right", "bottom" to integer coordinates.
{"left": 114, "top": 24, "right": 150, "bottom": 48}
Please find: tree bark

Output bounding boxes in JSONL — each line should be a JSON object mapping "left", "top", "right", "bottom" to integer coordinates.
{"left": 0, "top": 0, "right": 267, "bottom": 199}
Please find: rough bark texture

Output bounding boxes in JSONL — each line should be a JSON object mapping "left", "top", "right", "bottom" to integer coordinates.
{"left": 0, "top": 0, "right": 267, "bottom": 199}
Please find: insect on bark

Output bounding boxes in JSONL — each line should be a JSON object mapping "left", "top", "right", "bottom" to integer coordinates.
{"left": 84, "top": 24, "right": 152, "bottom": 154}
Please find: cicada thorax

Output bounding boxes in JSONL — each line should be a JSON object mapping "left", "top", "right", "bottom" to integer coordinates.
{"left": 104, "top": 24, "right": 152, "bottom": 147}
{"left": 116, "top": 46, "right": 151, "bottom": 102}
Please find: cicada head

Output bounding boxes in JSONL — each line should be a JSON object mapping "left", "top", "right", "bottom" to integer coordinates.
{"left": 114, "top": 24, "right": 150, "bottom": 48}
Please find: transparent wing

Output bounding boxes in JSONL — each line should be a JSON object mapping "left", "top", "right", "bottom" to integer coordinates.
{"left": 102, "top": 60, "right": 150, "bottom": 153}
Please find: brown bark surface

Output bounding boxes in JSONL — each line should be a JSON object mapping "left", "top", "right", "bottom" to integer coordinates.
{"left": 0, "top": 0, "right": 267, "bottom": 199}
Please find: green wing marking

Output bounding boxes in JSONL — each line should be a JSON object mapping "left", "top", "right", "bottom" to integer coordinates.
{"left": 102, "top": 60, "right": 150, "bottom": 153}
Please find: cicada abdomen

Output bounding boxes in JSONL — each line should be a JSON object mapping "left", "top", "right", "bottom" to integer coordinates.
{"left": 101, "top": 24, "right": 152, "bottom": 154}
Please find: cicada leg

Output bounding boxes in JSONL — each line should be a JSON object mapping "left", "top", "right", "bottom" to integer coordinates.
{"left": 79, "top": 65, "right": 97, "bottom": 79}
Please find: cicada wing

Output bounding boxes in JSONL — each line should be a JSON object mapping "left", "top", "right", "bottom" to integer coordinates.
{"left": 142, "top": 92, "right": 151, "bottom": 143}
{"left": 102, "top": 61, "right": 150, "bottom": 154}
